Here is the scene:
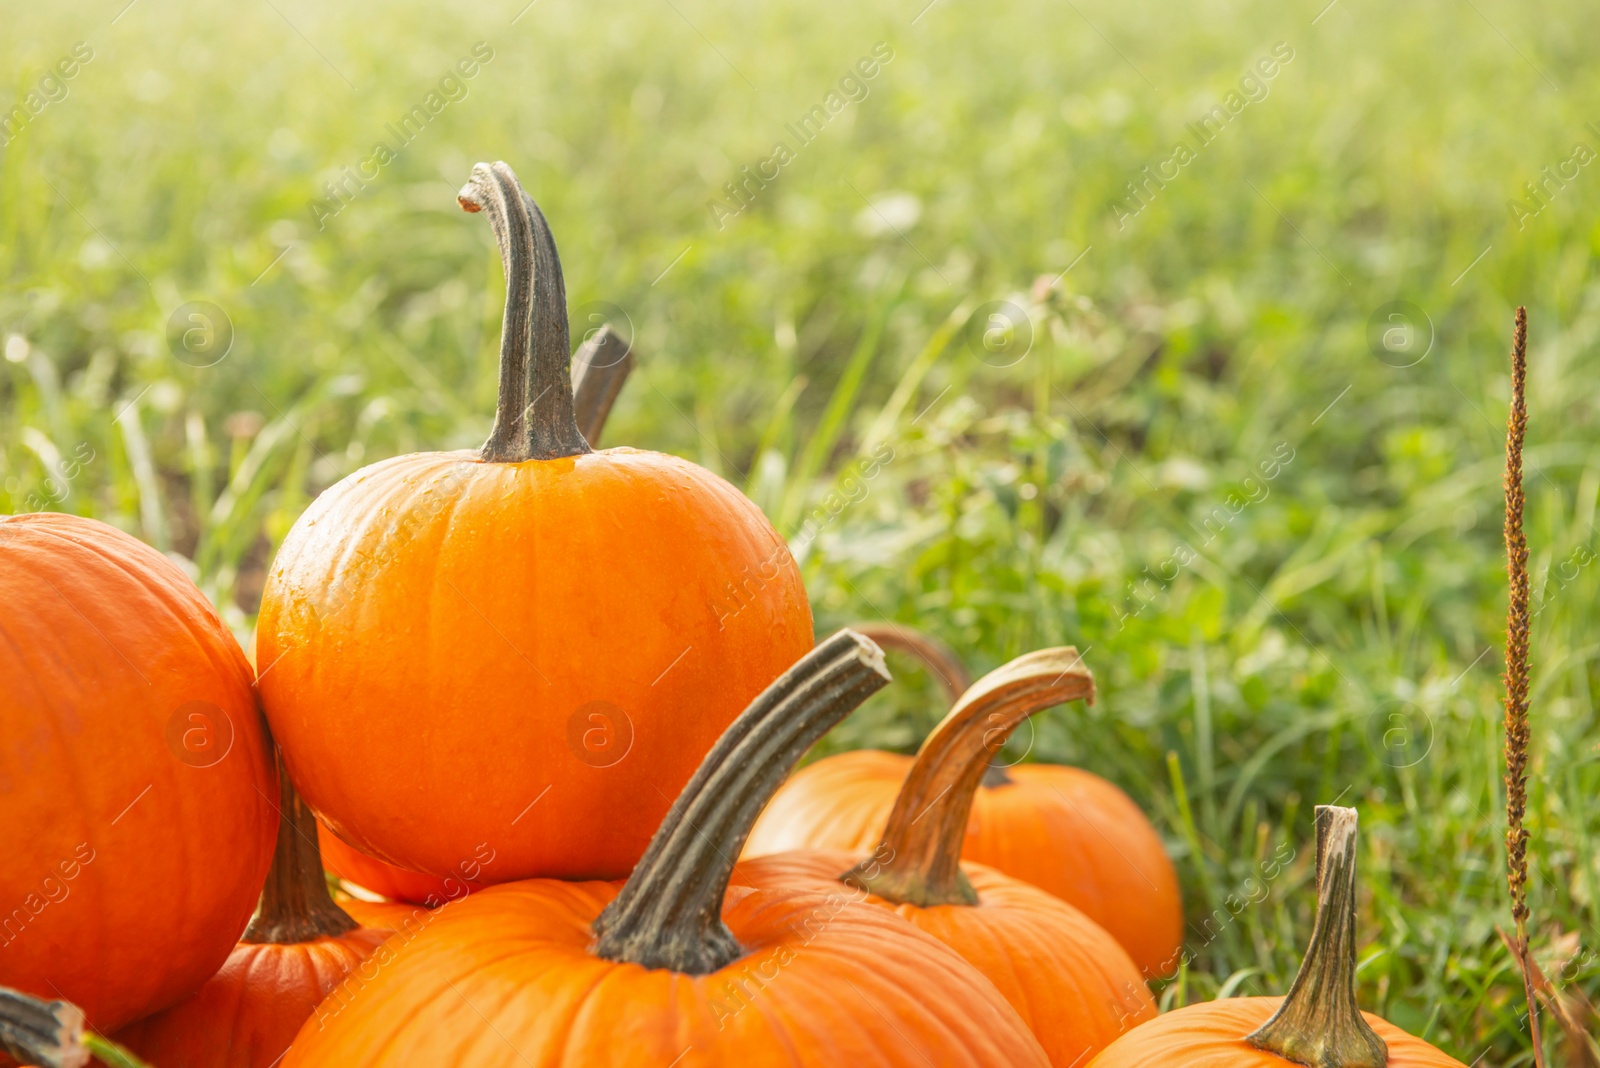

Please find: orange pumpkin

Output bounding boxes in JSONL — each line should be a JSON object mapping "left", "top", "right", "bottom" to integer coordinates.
{"left": 256, "top": 161, "right": 812, "bottom": 883}
{"left": 330, "top": 893, "right": 431, "bottom": 934}
{"left": 746, "top": 621, "right": 1183, "bottom": 976}
{"left": 0, "top": 513, "right": 277, "bottom": 1032}
{"left": 113, "top": 754, "right": 389, "bottom": 1068}
{"left": 282, "top": 631, "right": 1051, "bottom": 1067}
{"left": 1087, "top": 807, "right": 1465, "bottom": 1068}
{"left": 310, "top": 275, "right": 618, "bottom": 923}
{"left": 317, "top": 822, "right": 481, "bottom": 907}
{"left": 735, "top": 648, "right": 1155, "bottom": 1065}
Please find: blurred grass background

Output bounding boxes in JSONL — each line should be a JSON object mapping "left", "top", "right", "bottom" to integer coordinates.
{"left": 4, "top": 0, "right": 1599, "bottom": 1060}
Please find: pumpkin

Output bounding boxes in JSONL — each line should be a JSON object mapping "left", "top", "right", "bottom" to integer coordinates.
{"left": 1086, "top": 806, "right": 1465, "bottom": 1068}
{"left": 0, "top": 513, "right": 277, "bottom": 1031}
{"left": 112, "top": 753, "right": 389, "bottom": 1068}
{"left": 329, "top": 891, "right": 431, "bottom": 934}
{"left": 256, "top": 161, "right": 813, "bottom": 883}
{"left": 734, "top": 647, "right": 1155, "bottom": 1066}
{"left": 317, "top": 822, "right": 481, "bottom": 907}
{"left": 281, "top": 631, "right": 1051, "bottom": 1067}
{"left": 310, "top": 272, "right": 645, "bottom": 915}
{"left": 311, "top": 314, "right": 642, "bottom": 918}
{"left": 746, "top": 621, "right": 1183, "bottom": 976}
{"left": 0, "top": 986, "right": 148, "bottom": 1068}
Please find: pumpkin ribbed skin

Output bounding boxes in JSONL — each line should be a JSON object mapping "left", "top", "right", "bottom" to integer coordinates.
{"left": 280, "top": 879, "right": 1050, "bottom": 1067}
{"left": 1084, "top": 997, "right": 1467, "bottom": 1067}
{"left": 113, "top": 929, "right": 391, "bottom": 1068}
{"left": 745, "top": 751, "right": 1182, "bottom": 976}
{"left": 735, "top": 849, "right": 1154, "bottom": 1066}
{"left": 318, "top": 822, "right": 478, "bottom": 906}
{"left": 258, "top": 447, "right": 812, "bottom": 883}
{"left": 0, "top": 512, "right": 278, "bottom": 1031}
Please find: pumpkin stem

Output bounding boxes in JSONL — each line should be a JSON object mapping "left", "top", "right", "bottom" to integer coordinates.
{"left": 851, "top": 622, "right": 1014, "bottom": 786}
{"left": 0, "top": 988, "right": 86, "bottom": 1068}
{"left": 458, "top": 161, "right": 591, "bottom": 464}
{"left": 243, "top": 745, "right": 359, "bottom": 944}
{"left": 979, "top": 763, "right": 1014, "bottom": 787}
{"left": 592, "top": 630, "right": 891, "bottom": 974}
{"left": 0, "top": 987, "right": 149, "bottom": 1068}
{"left": 570, "top": 324, "right": 635, "bottom": 446}
{"left": 850, "top": 621, "right": 972, "bottom": 705}
{"left": 1245, "top": 806, "right": 1388, "bottom": 1068}
{"left": 844, "top": 647, "right": 1094, "bottom": 907}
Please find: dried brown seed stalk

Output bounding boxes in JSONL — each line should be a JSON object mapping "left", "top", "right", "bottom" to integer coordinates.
{"left": 1502, "top": 305, "right": 1545, "bottom": 1068}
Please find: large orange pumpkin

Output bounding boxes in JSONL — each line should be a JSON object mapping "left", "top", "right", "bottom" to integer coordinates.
{"left": 113, "top": 754, "right": 389, "bottom": 1068}
{"left": 282, "top": 631, "right": 1051, "bottom": 1067}
{"left": 1087, "top": 807, "right": 1465, "bottom": 1068}
{"left": 256, "top": 161, "right": 812, "bottom": 883}
{"left": 746, "top": 621, "right": 1183, "bottom": 976}
{"left": 735, "top": 647, "right": 1154, "bottom": 1066}
{"left": 311, "top": 283, "right": 638, "bottom": 917}
{"left": 0, "top": 513, "right": 277, "bottom": 1031}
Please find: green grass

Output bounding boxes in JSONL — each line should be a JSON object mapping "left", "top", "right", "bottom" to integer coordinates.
{"left": 5, "top": 0, "right": 1600, "bottom": 1060}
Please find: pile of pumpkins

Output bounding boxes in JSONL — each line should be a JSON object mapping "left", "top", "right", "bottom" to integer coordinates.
{"left": 0, "top": 161, "right": 1466, "bottom": 1068}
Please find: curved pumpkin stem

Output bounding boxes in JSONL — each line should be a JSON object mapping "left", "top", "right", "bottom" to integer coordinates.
{"left": 243, "top": 745, "right": 358, "bottom": 944}
{"left": 849, "top": 622, "right": 1015, "bottom": 786}
{"left": 849, "top": 621, "right": 972, "bottom": 704}
{"left": 1245, "top": 806, "right": 1388, "bottom": 1068}
{"left": 0, "top": 988, "right": 149, "bottom": 1068}
{"left": 570, "top": 324, "right": 635, "bottom": 446}
{"left": 458, "top": 161, "right": 591, "bottom": 464}
{"left": 592, "top": 630, "right": 891, "bottom": 973}
{"left": 845, "top": 647, "right": 1094, "bottom": 907}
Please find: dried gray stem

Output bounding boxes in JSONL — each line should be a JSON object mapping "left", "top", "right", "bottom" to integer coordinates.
{"left": 458, "top": 161, "right": 590, "bottom": 463}
{"left": 0, "top": 988, "right": 89, "bottom": 1068}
